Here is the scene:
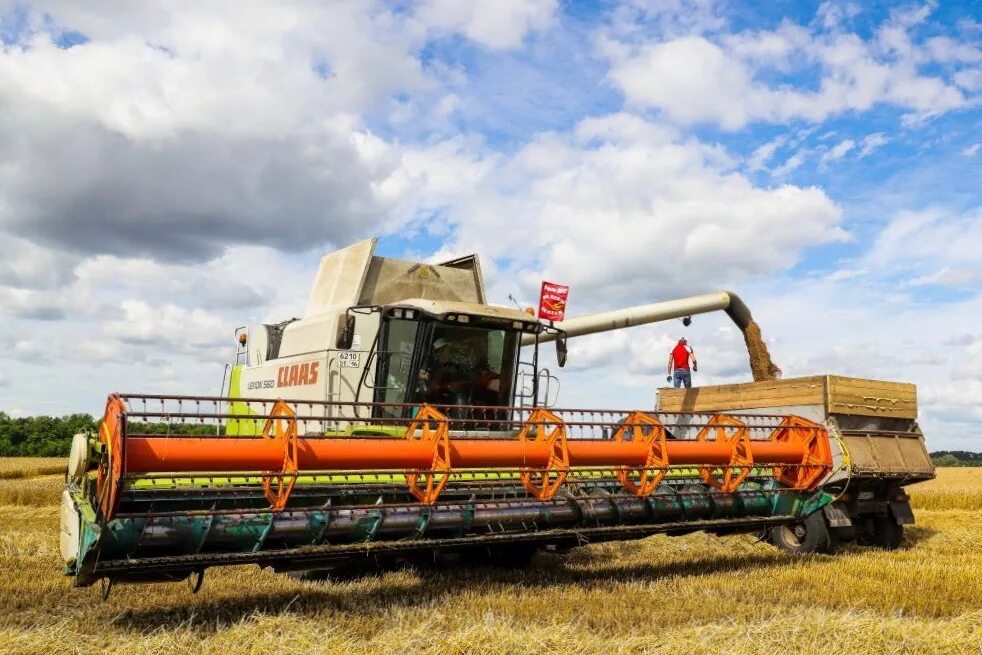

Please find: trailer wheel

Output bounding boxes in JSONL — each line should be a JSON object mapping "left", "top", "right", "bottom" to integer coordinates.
{"left": 769, "top": 511, "right": 837, "bottom": 554}
{"left": 870, "top": 516, "right": 904, "bottom": 550}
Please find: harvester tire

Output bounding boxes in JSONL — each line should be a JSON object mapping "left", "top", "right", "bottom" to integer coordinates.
{"left": 769, "top": 511, "right": 836, "bottom": 554}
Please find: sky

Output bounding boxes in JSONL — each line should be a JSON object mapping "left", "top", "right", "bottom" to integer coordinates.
{"left": 0, "top": 0, "right": 979, "bottom": 450}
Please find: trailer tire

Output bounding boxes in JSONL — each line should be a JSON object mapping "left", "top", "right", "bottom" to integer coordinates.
{"left": 870, "top": 516, "right": 904, "bottom": 550}
{"left": 769, "top": 511, "right": 837, "bottom": 554}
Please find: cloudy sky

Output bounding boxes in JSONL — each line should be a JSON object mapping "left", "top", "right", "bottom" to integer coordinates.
{"left": 0, "top": 1, "right": 979, "bottom": 449}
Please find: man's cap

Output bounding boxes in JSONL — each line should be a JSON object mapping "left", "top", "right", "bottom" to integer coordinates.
{"left": 678, "top": 337, "right": 687, "bottom": 343}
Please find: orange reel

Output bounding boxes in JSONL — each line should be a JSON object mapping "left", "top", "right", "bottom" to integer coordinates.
{"left": 96, "top": 395, "right": 127, "bottom": 520}
{"left": 261, "top": 399, "right": 299, "bottom": 510}
{"left": 770, "top": 415, "right": 832, "bottom": 490}
{"left": 405, "top": 405, "right": 452, "bottom": 504}
{"left": 613, "top": 411, "right": 669, "bottom": 496}
{"left": 517, "top": 408, "right": 569, "bottom": 500}
{"left": 695, "top": 414, "right": 753, "bottom": 493}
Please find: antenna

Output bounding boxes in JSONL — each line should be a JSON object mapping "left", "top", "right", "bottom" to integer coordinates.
{"left": 507, "top": 294, "right": 524, "bottom": 311}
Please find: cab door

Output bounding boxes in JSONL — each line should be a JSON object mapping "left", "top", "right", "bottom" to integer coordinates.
{"left": 372, "top": 318, "right": 424, "bottom": 418}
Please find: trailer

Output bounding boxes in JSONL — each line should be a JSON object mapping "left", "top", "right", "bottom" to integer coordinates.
{"left": 658, "top": 375, "right": 935, "bottom": 552}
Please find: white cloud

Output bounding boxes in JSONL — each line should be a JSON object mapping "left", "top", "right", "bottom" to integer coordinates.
{"left": 924, "top": 35, "right": 982, "bottom": 63}
{"left": 4, "top": 339, "right": 52, "bottom": 364}
{"left": 746, "top": 136, "right": 788, "bottom": 172}
{"left": 858, "top": 132, "right": 889, "bottom": 157}
{"left": 604, "top": 8, "right": 970, "bottom": 129}
{"left": 605, "top": 0, "right": 725, "bottom": 41}
{"left": 417, "top": 0, "right": 557, "bottom": 49}
{"left": 0, "top": 1, "right": 560, "bottom": 265}
{"left": 0, "top": 285, "right": 93, "bottom": 320}
{"left": 0, "top": 3, "right": 436, "bottom": 263}
{"left": 772, "top": 150, "right": 807, "bottom": 177}
{"left": 954, "top": 68, "right": 982, "bottom": 92}
{"left": 816, "top": 1, "right": 861, "bottom": 30}
{"left": 103, "top": 300, "right": 227, "bottom": 349}
{"left": 820, "top": 138, "right": 856, "bottom": 165}
{"left": 0, "top": 236, "right": 77, "bottom": 290}
{"left": 398, "top": 113, "right": 844, "bottom": 309}
{"left": 864, "top": 207, "right": 982, "bottom": 287}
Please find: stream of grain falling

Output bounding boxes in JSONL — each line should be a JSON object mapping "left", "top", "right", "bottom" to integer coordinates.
{"left": 741, "top": 320, "right": 782, "bottom": 382}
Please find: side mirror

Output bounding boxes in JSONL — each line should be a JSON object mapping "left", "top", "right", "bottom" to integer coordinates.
{"left": 336, "top": 315, "right": 356, "bottom": 349}
{"left": 556, "top": 336, "right": 567, "bottom": 368}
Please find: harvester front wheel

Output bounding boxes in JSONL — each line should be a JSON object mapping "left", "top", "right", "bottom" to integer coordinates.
{"left": 768, "top": 511, "right": 837, "bottom": 554}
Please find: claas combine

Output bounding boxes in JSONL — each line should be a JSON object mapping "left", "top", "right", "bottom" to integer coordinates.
{"left": 61, "top": 238, "right": 934, "bottom": 595}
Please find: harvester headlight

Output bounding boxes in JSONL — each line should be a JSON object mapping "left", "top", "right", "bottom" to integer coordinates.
{"left": 458, "top": 315, "right": 470, "bottom": 324}
{"left": 67, "top": 433, "right": 90, "bottom": 479}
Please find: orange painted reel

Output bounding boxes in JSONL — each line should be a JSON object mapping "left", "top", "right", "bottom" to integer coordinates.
{"left": 96, "top": 395, "right": 127, "bottom": 520}
{"left": 695, "top": 414, "right": 753, "bottom": 493}
{"left": 260, "top": 399, "right": 299, "bottom": 510}
{"left": 405, "top": 405, "right": 452, "bottom": 505}
{"left": 770, "top": 415, "right": 833, "bottom": 490}
{"left": 517, "top": 408, "right": 569, "bottom": 500}
{"left": 613, "top": 411, "right": 669, "bottom": 496}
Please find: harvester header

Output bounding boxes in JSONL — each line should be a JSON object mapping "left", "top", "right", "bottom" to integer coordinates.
{"left": 65, "top": 392, "right": 835, "bottom": 590}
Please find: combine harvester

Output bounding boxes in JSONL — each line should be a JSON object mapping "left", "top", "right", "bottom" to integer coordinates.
{"left": 61, "top": 238, "right": 934, "bottom": 595}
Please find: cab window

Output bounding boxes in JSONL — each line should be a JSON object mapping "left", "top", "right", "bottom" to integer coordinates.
{"left": 420, "top": 325, "right": 518, "bottom": 409}
{"left": 376, "top": 319, "right": 419, "bottom": 416}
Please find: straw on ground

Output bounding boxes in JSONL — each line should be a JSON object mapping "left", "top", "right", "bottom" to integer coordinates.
{"left": 1, "top": 460, "right": 979, "bottom": 655}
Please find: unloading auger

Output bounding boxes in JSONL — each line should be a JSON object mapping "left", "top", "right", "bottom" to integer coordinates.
{"left": 62, "top": 393, "right": 835, "bottom": 591}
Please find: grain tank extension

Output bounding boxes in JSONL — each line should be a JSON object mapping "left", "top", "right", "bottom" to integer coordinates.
{"left": 60, "top": 238, "right": 934, "bottom": 593}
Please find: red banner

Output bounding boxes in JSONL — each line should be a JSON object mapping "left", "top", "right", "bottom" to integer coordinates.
{"left": 537, "top": 281, "right": 570, "bottom": 322}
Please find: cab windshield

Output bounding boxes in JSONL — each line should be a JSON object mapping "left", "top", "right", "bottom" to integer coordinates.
{"left": 374, "top": 318, "right": 520, "bottom": 419}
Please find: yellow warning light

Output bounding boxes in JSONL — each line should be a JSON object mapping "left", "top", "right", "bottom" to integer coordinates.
{"left": 238, "top": 333, "right": 248, "bottom": 346}
{"left": 524, "top": 307, "right": 535, "bottom": 316}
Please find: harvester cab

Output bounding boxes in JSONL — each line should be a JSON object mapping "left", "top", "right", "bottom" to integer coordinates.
{"left": 224, "top": 238, "right": 563, "bottom": 431}
{"left": 333, "top": 298, "right": 549, "bottom": 418}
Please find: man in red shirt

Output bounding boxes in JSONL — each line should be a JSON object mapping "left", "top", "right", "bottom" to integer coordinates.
{"left": 667, "top": 337, "right": 698, "bottom": 388}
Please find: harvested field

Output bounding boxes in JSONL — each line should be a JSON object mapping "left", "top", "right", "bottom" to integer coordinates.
{"left": 0, "top": 459, "right": 979, "bottom": 654}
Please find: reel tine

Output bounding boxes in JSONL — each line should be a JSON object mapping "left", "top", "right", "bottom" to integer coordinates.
{"left": 99, "top": 578, "right": 113, "bottom": 601}
{"left": 187, "top": 570, "right": 205, "bottom": 594}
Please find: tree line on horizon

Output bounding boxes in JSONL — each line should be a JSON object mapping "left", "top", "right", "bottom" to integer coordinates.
{"left": 0, "top": 412, "right": 219, "bottom": 457}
